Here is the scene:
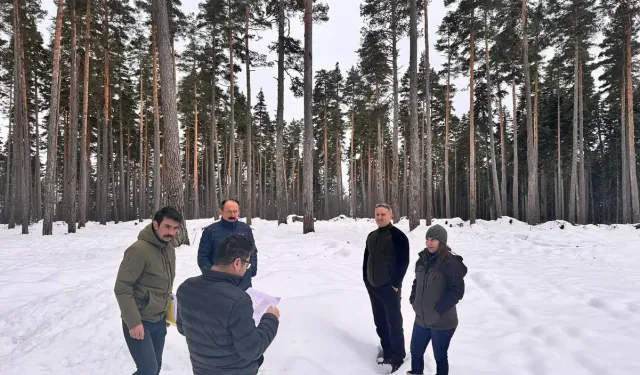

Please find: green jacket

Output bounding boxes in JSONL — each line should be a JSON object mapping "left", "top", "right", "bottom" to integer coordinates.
{"left": 409, "top": 250, "right": 467, "bottom": 330}
{"left": 114, "top": 224, "right": 176, "bottom": 329}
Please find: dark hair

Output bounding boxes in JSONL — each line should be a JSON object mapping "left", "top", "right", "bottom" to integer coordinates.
{"left": 214, "top": 235, "right": 253, "bottom": 265}
{"left": 153, "top": 206, "right": 183, "bottom": 225}
{"left": 434, "top": 242, "right": 453, "bottom": 279}
{"left": 220, "top": 199, "right": 240, "bottom": 209}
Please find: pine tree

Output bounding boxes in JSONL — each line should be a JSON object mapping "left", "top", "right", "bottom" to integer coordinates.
{"left": 153, "top": 0, "right": 189, "bottom": 244}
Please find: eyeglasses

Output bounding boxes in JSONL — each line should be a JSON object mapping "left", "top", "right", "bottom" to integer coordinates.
{"left": 240, "top": 258, "right": 251, "bottom": 269}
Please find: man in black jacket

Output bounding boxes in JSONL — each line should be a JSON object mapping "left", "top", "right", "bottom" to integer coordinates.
{"left": 363, "top": 203, "right": 410, "bottom": 372}
{"left": 177, "top": 235, "right": 279, "bottom": 375}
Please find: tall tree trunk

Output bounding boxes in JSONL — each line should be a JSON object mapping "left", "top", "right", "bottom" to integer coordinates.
{"left": 275, "top": 0, "right": 287, "bottom": 225}
{"left": 350, "top": 106, "right": 356, "bottom": 218}
{"left": 409, "top": 0, "right": 419, "bottom": 230}
{"left": 578, "top": 60, "right": 586, "bottom": 224}
{"left": 34, "top": 70, "right": 42, "bottom": 221}
{"left": 557, "top": 78, "right": 565, "bottom": 220}
{"left": 424, "top": 0, "right": 433, "bottom": 222}
{"left": 499, "top": 96, "right": 507, "bottom": 216}
{"left": 512, "top": 79, "right": 519, "bottom": 219}
{"left": 152, "top": 20, "right": 161, "bottom": 212}
{"left": 16, "top": 5, "right": 30, "bottom": 234}
{"left": 302, "top": 0, "right": 314, "bottom": 233}
{"left": 153, "top": 0, "right": 189, "bottom": 244}
{"left": 42, "top": 0, "right": 64, "bottom": 235}
{"left": 100, "top": 0, "right": 110, "bottom": 226}
{"left": 119, "top": 85, "right": 126, "bottom": 222}
{"left": 391, "top": 0, "right": 400, "bottom": 217}
{"left": 625, "top": 0, "right": 640, "bottom": 222}
{"left": 5, "top": 82, "right": 13, "bottom": 225}
{"left": 484, "top": 10, "right": 502, "bottom": 217}
{"left": 469, "top": 25, "right": 477, "bottom": 224}
{"left": 138, "top": 55, "right": 145, "bottom": 222}
{"left": 376, "top": 85, "right": 384, "bottom": 205}
{"left": 621, "top": 65, "right": 630, "bottom": 223}
{"left": 245, "top": 5, "right": 253, "bottom": 225}
{"left": 444, "top": 50, "right": 451, "bottom": 218}
{"left": 185, "top": 128, "right": 190, "bottom": 216}
{"left": 78, "top": 0, "right": 91, "bottom": 228}
{"left": 227, "top": 15, "right": 236, "bottom": 199}
{"left": 522, "top": 0, "right": 537, "bottom": 224}
{"left": 568, "top": 40, "right": 579, "bottom": 224}
{"left": 323, "top": 107, "right": 329, "bottom": 219}
{"left": 193, "top": 80, "right": 199, "bottom": 219}
{"left": 336, "top": 130, "right": 343, "bottom": 215}
{"left": 67, "top": 0, "right": 79, "bottom": 233}
{"left": 110, "top": 120, "right": 118, "bottom": 223}
{"left": 209, "top": 30, "right": 219, "bottom": 218}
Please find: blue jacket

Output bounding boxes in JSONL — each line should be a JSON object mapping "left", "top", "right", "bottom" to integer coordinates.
{"left": 197, "top": 219, "right": 257, "bottom": 290}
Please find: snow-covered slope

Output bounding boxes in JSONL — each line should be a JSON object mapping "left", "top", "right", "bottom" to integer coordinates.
{"left": 0, "top": 217, "right": 639, "bottom": 374}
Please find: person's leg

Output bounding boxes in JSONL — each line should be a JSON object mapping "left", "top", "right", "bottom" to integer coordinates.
{"left": 381, "top": 286, "right": 406, "bottom": 366}
{"left": 366, "top": 283, "right": 391, "bottom": 360}
{"left": 431, "top": 328, "right": 456, "bottom": 375}
{"left": 148, "top": 319, "right": 167, "bottom": 374}
{"left": 409, "top": 323, "right": 431, "bottom": 374}
{"left": 122, "top": 321, "right": 159, "bottom": 375}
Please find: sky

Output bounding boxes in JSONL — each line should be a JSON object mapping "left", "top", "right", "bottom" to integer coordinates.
{"left": 1, "top": 0, "right": 471, "bottom": 143}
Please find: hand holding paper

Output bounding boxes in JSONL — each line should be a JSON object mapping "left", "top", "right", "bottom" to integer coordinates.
{"left": 246, "top": 288, "right": 281, "bottom": 325}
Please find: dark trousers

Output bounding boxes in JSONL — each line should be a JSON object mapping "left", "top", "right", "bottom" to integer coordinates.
{"left": 409, "top": 322, "right": 455, "bottom": 375}
{"left": 366, "top": 282, "right": 406, "bottom": 363}
{"left": 122, "top": 318, "right": 167, "bottom": 375}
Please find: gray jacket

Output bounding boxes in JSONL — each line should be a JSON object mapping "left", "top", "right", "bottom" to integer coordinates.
{"left": 409, "top": 250, "right": 467, "bottom": 329}
{"left": 176, "top": 269, "right": 278, "bottom": 375}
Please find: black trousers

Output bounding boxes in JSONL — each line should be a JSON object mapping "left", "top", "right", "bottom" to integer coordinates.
{"left": 366, "top": 282, "right": 406, "bottom": 363}
{"left": 122, "top": 318, "right": 167, "bottom": 375}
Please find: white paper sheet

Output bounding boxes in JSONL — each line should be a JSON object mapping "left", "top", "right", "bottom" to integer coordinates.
{"left": 245, "top": 287, "right": 281, "bottom": 325}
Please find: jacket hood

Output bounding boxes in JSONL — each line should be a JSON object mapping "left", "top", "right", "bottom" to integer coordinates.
{"left": 138, "top": 224, "right": 167, "bottom": 248}
{"left": 417, "top": 249, "right": 468, "bottom": 276}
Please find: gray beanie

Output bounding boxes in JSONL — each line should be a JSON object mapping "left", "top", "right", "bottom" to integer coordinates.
{"left": 425, "top": 224, "right": 448, "bottom": 245}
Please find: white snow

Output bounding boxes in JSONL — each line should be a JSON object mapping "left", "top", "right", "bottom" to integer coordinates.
{"left": 1, "top": 217, "right": 640, "bottom": 374}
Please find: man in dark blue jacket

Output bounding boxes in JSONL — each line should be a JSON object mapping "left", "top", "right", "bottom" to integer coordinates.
{"left": 198, "top": 199, "right": 257, "bottom": 290}
{"left": 177, "top": 235, "right": 280, "bottom": 375}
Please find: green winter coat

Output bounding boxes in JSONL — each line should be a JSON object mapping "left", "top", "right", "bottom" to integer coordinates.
{"left": 114, "top": 224, "right": 176, "bottom": 329}
{"left": 409, "top": 250, "right": 467, "bottom": 330}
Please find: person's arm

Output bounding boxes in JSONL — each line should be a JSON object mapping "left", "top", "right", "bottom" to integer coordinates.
{"left": 248, "top": 226, "right": 258, "bottom": 277}
{"left": 434, "top": 262, "right": 466, "bottom": 315}
{"left": 362, "top": 245, "right": 369, "bottom": 282}
{"left": 390, "top": 229, "right": 410, "bottom": 289}
{"left": 409, "top": 274, "right": 417, "bottom": 305}
{"left": 176, "top": 292, "right": 184, "bottom": 336}
{"left": 114, "top": 247, "right": 145, "bottom": 329}
{"left": 197, "top": 227, "right": 213, "bottom": 270}
{"left": 229, "top": 295, "right": 279, "bottom": 361}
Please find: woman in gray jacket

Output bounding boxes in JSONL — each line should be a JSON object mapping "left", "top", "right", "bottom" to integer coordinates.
{"left": 407, "top": 225, "right": 467, "bottom": 375}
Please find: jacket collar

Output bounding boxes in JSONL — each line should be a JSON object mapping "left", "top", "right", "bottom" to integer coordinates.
{"left": 201, "top": 267, "right": 244, "bottom": 286}
{"left": 219, "top": 218, "right": 238, "bottom": 229}
{"left": 138, "top": 224, "right": 168, "bottom": 249}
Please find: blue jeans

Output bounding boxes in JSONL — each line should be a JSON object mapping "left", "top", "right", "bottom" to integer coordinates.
{"left": 122, "top": 318, "right": 167, "bottom": 375}
{"left": 410, "top": 323, "right": 455, "bottom": 375}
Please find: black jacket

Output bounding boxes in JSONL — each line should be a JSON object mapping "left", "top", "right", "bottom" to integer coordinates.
{"left": 409, "top": 250, "right": 467, "bottom": 329}
{"left": 362, "top": 223, "right": 410, "bottom": 288}
{"left": 176, "top": 269, "right": 279, "bottom": 375}
{"left": 197, "top": 219, "right": 258, "bottom": 290}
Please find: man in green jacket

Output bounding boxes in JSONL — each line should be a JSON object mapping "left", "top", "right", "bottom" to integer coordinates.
{"left": 114, "top": 206, "right": 183, "bottom": 375}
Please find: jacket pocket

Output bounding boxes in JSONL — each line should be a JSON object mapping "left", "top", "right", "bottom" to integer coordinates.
{"left": 140, "top": 290, "right": 169, "bottom": 319}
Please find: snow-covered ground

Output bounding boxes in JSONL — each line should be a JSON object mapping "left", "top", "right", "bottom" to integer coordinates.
{"left": 1, "top": 216, "right": 639, "bottom": 374}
